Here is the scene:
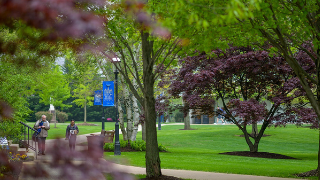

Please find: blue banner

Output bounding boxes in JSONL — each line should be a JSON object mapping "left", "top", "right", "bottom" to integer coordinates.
{"left": 94, "top": 90, "right": 102, "bottom": 105}
{"left": 103, "top": 81, "right": 115, "bottom": 107}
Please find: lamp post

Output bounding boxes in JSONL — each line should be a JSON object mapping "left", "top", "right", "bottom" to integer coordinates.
{"left": 102, "top": 109, "right": 105, "bottom": 130}
{"left": 158, "top": 115, "right": 161, "bottom": 130}
{"left": 113, "top": 58, "right": 121, "bottom": 155}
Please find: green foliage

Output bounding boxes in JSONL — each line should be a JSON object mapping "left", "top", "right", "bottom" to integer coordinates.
{"left": 158, "top": 143, "right": 168, "bottom": 152}
{"left": 37, "top": 65, "right": 71, "bottom": 110}
{"left": 120, "top": 140, "right": 128, "bottom": 148}
{"left": 103, "top": 140, "right": 128, "bottom": 151}
{"left": 56, "top": 111, "right": 68, "bottom": 123}
{"left": 130, "top": 140, "right": 146, "bottom": 151}
{"left": 35, "top": 111, "right": 53, "bottom": 122}
{"left": 103, "top": 140, "right": 168, "bottom": 152}
{"left": 104, "top": 143, "right": 114, "bottom": 151}
{"left": 173, "top": 111, "right": 184, "bottom": 122}
{"left": 0, "top": 121, "right": 21, "bottom": 140}
{"left": 0, "top": 60, "right": 41, "bottom": 122}
{"left": 70, "top": 58, "right": 101, "bottom": 123}
{"left": 25, "top": 95, "right": 48, "bottom": 122}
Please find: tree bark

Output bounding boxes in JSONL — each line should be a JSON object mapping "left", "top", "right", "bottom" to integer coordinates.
{"left": 251, "top": 123, "right": 258, "bottom": 137}
{"left": 118, "top": 102, "right": 127, "bottom": 140}
{"left": 131, "top": 93, "right": 140, "bottom": 141}
{"left": 84, "top": 100, "right": 87, "bottom": 123}
{"left": 242, "top": 121, "right": 269, "bottom": 152}
{"left": 54, "top": 110, "right": 57, "bottom": 128}
{"left": 184, "top": 109, "right": 191, "bottom": 130}
{"left": 142, "top": 121, "right": 146, "bottom": 141}
{"left": 119, "top": 79, "right": 128, "bottom": 140}
{"left": 125, "top": 89, "right": 133, "bottom": 140}
{"left": 141, "top": 30, "right": 161, "bottom": 178}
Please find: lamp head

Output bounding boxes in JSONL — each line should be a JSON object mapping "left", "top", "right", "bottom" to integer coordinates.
{"left": 112, "top": 58, "right": 120, "bottom": 73}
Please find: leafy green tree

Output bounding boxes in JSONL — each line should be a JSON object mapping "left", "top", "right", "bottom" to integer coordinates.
{"left": 96, "top": 2, "right": 184, "bottom": 177}
{"left": 65, "top": 54, "right": 101, "bottom": 123}
{"left": 36, "top": 65, "right": 71, "bottom": 127}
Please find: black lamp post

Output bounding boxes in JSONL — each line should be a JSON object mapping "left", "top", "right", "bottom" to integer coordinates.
{"left": 113, "top": 58, "right": 121, "bottom": 155}
{"left": 158, "top": 115, "right": 161, "bottom": 130}
{"left": 102, "top": 109, "right": 105, "bottom": 130}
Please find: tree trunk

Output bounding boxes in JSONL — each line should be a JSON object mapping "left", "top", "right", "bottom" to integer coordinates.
{"left": 119, "top": 79, "right": 128, "bottom": 140}
{"left": 130, "top": 44, "right": 142, "bottom": 141}
{"left": 241, "top": 121, "right": 269, "bottom": 152}
{"left": 242, "top": 126, "right": 257, "bottom": 152}
{"left": 131, "top": 93, "right": 140, "bottom": 141}
{"left": 84, "top": 100, "right": 87, "bottom": 123}
{"left": 318, "top": 129, "right": 320, "bottom": 179}
{"left": 142, "top": 122, "right": 146, "bottom": 141}
{"left": 125, "top": 87, "right": 133, "bottom": 140}
{"left": 316, "top": 49, "right": 320, "bottom": 180}
{"left": 251, "top": 123, "right": 258, "bottom": 137}
{"left": 54, "top": 110, "right": 57, "bottom": 128}
{"left": 142, "top": 30, "right": 161, "bottom": 178}
{"left": 119, "top": 102, "right": 127, "bottom": 140}
{"left": 184, "top": 109, "right": 191, "bottom": 130}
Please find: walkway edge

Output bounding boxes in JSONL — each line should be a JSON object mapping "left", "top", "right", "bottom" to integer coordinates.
{"left": 112, "top": 164, "right": 303, "bottom": 180}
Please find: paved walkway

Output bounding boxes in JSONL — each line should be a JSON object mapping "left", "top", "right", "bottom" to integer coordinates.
{"left": 19, "top": 123, "right": 304, "bottom": 180}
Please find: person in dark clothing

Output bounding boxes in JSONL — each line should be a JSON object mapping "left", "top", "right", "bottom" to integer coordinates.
{"left": 65, "top": 119, "right": 79, "bottom": 151}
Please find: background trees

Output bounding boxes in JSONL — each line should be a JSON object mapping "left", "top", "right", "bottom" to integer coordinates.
{"left": 36, "top": 65, "right": 71, "bottom": 126}
{"left": 69, "top": 56, "right": 101, "bottom": 123}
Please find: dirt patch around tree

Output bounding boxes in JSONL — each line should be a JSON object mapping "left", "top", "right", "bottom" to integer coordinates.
{"left": 295, "top": 169, "right": 318, "bottom": 177}
{"left": 219, "top": 151, "right": 298, "bottom": 159}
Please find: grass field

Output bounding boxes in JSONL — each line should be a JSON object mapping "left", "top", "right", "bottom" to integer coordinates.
{"left": 103, "top": 124, "right": 318, "bottom": 179}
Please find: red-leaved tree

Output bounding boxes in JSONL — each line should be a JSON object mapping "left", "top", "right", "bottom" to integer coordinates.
{"left": 170, "top": 46, "right": 317, "bottom": 152}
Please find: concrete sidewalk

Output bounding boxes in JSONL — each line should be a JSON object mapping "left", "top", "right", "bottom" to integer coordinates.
{"left": 113, "top": 164, "right": 302, "bottom": 180}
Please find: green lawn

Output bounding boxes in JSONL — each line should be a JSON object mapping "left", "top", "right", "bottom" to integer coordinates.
{"left": 104, "top": 124, "right": 318, "bottom": 179}
{"left": 26, "top": 121, "right": 115, "bottom": 139}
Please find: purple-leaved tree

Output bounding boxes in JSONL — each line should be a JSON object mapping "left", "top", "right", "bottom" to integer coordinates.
{"left": 170, "top": 46, "right": 317, "bottom": 152}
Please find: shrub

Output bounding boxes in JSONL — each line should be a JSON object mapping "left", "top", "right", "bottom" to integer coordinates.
{"left": 103, "top": 140, "right": 128, "bottom": 151}
{"left": 35, "top": 111, "right": 52, "bottom": 122}
{"left": 56, "top": 111, "right": 68, "bottom": 123}
{"left": 158, "top": 143, "right": 168, "bottom": 152}
{"left": 120, "top": 140, "right": 128, "bottom": 148}
{"left": 130, "top": 140, "right": 146, "bottom": 151}
{"left": 103, "top": 143, "right": 114, "bottom": 151}
{"left": 0, "top": 121, "right": 21, "bottom": 140}
{"left": 103, "top": 140, "right": 168, "bottom": 152}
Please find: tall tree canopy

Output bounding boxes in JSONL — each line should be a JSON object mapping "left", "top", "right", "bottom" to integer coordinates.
{"left": 153, "top": 0, "right": 320, "bottom": 176}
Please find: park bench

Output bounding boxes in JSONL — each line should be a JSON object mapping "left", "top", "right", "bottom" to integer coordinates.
{"left": 101, "top": 130, "right": 115, "bottom": 143}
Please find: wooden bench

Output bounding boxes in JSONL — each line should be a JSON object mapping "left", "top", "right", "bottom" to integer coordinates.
{"left": 101, "top": 130, "right": 115, "bottom": 143}
{"left": 90, "top": 130, "right": 115, "bottom": 144}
